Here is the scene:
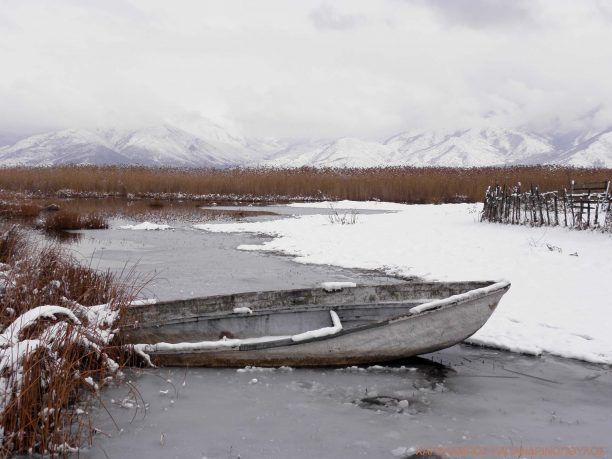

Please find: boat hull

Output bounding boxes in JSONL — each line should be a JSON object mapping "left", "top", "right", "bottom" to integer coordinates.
{"left": 130, "top": 282, "right": 509, "bottom": 367}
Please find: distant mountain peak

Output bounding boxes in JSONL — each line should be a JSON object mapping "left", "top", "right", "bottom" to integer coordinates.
{"left": 0, "top": 124, "right": 610, "bottom": 168}
{"left": 552, "top": 128, "right": 612, "bottom": 168}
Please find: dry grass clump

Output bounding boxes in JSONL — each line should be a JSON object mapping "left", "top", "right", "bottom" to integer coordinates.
{"left": 148, "top": 200, "right": 165, "bottom": 208}
{"left": 327, "top": 202, "right": 358, "bottom": 225}
{"left": 0, "top": 165, "right": 610, "bottom": 204}
{"left": 0, "top": 226, "right": 141, "bottom": 455}
{"left": 42, "top": 210, "right": 108, "bottom": 231}
{"left": 0, "top": 226, "right": 27, "bottom": 263}
{"left": 0, "top": 201, "right": 42, "bottom": 220}
{"left": 0, "top": 236, "right": 125, "bottom": 321}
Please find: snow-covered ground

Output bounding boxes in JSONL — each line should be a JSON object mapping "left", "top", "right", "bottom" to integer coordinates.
{"left": 195, "top": 201, "right": 612, "bottom": 365}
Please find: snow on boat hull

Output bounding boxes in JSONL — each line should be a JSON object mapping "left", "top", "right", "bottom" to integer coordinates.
{"left": 123, "top": 280, "right": 510, "bottom": 367}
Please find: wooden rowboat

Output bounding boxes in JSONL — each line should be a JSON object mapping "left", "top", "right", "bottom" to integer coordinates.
{"left": 123, "top": 280, "right": 510, "bottom": 367}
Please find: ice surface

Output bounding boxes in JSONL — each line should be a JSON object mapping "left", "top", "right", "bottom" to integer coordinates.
{"left": 86, "top": 345, "right": 612, "bottom": 459}
{"left": 69, "top": 221, "right": 399, "bottom": 301}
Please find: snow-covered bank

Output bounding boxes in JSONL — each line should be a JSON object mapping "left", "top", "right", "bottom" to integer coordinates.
{"left": 194, "top": 202, "right": 612, "bottom": 364}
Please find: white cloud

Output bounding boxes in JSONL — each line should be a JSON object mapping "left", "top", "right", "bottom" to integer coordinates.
{"left": 0, "top": 0, "right": 611, "bottom": 140}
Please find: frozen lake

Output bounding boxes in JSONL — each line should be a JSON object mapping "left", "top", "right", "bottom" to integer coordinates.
{"left": 67, "top": 205, "right": 612, "bottom": 458}
{"left": 69, "top": 205, "right": 401, "bottom": 301}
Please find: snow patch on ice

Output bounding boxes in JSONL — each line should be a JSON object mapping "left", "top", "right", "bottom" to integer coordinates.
{"left": 118, "top": 222, "right": 172, "bottom": 231}
{"left": 236, "top": 366, "right": 293, "bottom": 373}
{"left": 391, "top": 446, "right": 416, "bottom": 457}
{"left": 336, "top": 365, "right": 419, "bottom": 374}
{"left": 289, "top": 200, "right": 406, "bottom": 211}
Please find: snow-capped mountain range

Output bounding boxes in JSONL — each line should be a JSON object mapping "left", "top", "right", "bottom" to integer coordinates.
{"left": 1, "top": 121, "right": 611, "bottom": 168}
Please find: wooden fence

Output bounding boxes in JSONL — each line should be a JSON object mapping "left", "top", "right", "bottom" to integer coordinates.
{"left": 481, "top": 180, "right": 611, "bottom": 231}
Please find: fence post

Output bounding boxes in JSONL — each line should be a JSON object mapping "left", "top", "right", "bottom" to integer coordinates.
{"left": 563, "top": 189, "right": 568, "bottom": 227}
{"left": 529, "top": 185, "right": 538, "bottom": 225}
{"left": 587, "top": 192, "right": 591, "bottom": 227}
{"left": 536, "top": 187, "right": 544, "bottom": 225}
{"left": 570, "top": 187, "right": 575, "bottom": 227}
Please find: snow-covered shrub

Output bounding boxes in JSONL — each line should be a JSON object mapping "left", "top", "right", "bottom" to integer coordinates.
{"left": 327, "top": 202, "right": 358, "bottom": 225}
{"left": 0, "top": 226, "right": 140, "bottom": 455}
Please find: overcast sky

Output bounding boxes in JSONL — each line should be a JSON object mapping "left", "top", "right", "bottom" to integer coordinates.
{"left": 1, "top": 0, "right": 612, "bottom": 140}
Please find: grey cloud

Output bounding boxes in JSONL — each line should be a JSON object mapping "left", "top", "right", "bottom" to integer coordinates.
{"left": 595, "top": 0, "right": 612, "bottom": 22}
{"left": 309, "top": 4, "right": 365, "bottom": 31}
{"left": 412, "top": 0, "right": 534, "bottom": 29}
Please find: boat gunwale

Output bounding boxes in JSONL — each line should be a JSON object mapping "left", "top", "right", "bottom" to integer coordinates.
{"left": 124, "top": 279, "right": 504, "bottom": 322}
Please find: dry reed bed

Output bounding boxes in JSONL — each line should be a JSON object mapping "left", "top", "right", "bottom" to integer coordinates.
{"left": 0, "top": 202, "right": 110, "bottom": 233}
{"left": 33, "top": 199, "right": 277, "bottom": 222}
{"left": 43, "top": 210, "right": 109, "bottom": 231}
{"left": 0, "top": 199, "right": 278, "bottom": 232}
{"left": 0, "top": 226, "right": 143, "bottom": 455}
{"left": 1, "top": 166, "right": 611, "bottom": 204}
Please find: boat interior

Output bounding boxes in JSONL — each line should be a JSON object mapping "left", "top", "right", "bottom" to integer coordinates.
{"left": 122, "top": 281, "right": 496, "bottom": 345}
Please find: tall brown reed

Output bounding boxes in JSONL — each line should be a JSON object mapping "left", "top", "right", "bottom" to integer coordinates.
{"left": 0, "top": 165, "right": 610, "bottom": 204}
